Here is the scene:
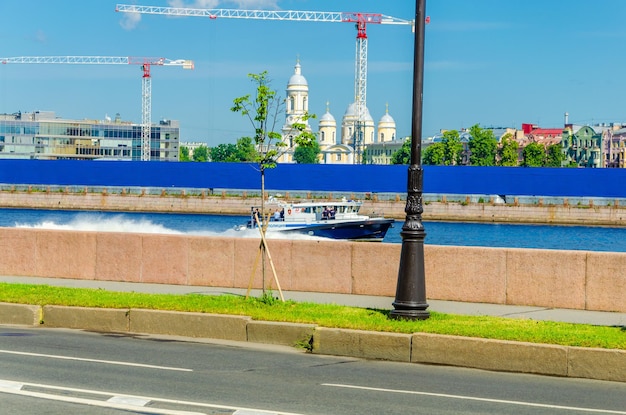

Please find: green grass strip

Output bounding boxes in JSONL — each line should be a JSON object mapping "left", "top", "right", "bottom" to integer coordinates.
{"left": 1, "top": 282, "right": 624, "bottom": 350}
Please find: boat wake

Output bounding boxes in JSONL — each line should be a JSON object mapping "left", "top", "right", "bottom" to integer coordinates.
{"left": 15, "top": 215, "right": 182, "bottom": 235}
{"left": 14, "top": 214, "right": 335, "bottom": 241}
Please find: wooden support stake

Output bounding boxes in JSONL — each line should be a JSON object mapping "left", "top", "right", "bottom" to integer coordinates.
{"left": 246, "top": 212, "right": 284, "bottom": 302}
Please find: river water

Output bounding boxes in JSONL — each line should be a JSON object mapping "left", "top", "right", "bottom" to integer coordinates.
{"left": 1, "top": 208, "right": 626, "bottom": 252}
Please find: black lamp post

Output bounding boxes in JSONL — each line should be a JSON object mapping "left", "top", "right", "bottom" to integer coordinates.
{"left": 390, "top": 0, "right": 430, "bottom": 321}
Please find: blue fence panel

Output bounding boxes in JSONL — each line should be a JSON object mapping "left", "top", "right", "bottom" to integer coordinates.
{"left": 2, "top": 160, "right": 626, "bottom": 198}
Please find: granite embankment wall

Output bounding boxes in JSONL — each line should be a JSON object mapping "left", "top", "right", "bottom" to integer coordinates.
{"left": 2, "top": 189, "right": 626, "bottom": 225}
{"left": 1, "top": 227, "right": 624, "bottom": 313}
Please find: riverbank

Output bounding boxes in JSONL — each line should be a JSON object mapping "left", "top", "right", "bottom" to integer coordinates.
{"left": 1, "top": 187, "right": 626, "bottom": 226}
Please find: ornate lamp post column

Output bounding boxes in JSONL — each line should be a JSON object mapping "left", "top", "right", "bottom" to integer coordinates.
{"left": 390, "top": 0, "right": 430, "bottom": 321}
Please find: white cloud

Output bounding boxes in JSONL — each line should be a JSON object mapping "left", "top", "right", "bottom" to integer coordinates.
{"left": 119, "top": 11, "right": 142, "bottom": 31}
{"left": 33, "top": 29, "right": 47, "bottom": 44}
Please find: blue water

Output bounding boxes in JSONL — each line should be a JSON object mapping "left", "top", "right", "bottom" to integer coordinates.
{"left": 2, "top": 208, "right": 626, "bottom": 252}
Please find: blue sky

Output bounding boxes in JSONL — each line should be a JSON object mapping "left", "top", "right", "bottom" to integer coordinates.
{"left": 1, "top": 1, "right": 626, "bottom": 147}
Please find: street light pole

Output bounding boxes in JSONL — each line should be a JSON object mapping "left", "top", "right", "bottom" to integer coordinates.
{"left": 390, "top": 0, "right": 430, "bottom": 321}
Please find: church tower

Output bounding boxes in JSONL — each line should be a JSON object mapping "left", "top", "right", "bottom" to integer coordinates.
{"left": 319, "top": 102, "right": 337, "bottom": 147}
{"left": 281, "top": 59, "right": 311, "bottom": 154}
{"left": 377, "top": 104, "right": 396, "bottom": 143}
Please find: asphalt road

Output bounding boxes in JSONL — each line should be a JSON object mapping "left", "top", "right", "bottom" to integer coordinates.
{"left": 1, "top": 326, "right": 626, "bottom": 415}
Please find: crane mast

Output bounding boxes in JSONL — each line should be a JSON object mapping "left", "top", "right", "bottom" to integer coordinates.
{"left": 116, "top": 4, "right": 413, "bottom": 163}
{"left": 1, "top": 56, "right": 194, "bottom": 161}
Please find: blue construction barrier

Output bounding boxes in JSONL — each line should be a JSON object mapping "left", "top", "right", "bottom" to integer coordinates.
{"left": 1, "top": 159, "right": 625, "bottom": 198}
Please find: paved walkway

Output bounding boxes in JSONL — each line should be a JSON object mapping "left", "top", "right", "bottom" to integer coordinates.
{"left": 2, "top": 276, "right": 625, "bottom": 327}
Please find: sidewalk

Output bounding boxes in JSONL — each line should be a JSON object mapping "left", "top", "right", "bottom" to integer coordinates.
{"left": 2, "top": 276, "right": 625, "bottom": 327}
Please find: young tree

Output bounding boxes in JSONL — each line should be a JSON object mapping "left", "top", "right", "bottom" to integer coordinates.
{"left": 232, "top": 71, "right": 316, "bottom": 216}
{"left": 468, "top": 124, "right": 498, "bottom": 166}
{"left": 232, "top": 71, "right": 315, "bottom": 296}
{"left": 231, "top": 71, "right": 283, "bottom": 225}
{"left": 498, "top": 133, "right": 519, "bottom": 166}
{"left": 391, "top": 138, "right": 412, "bottom": 164}
{"left": 192, "top": 145, "right": 209, "bottom": 162}
{"left": 422, "top": 142, "right": 445, "bottom": 165}
{"left": 179, "top": 146, "right": 191, "bottom": 162}
{"left": 545, "top": 143, "right": 565, "bottom": 167}
{"left": 522, "top": 142, "right": 546, "bottom": 167}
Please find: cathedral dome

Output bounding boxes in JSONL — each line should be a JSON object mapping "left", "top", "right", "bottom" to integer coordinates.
{"left": 288, "top": 62, "right": 308, "bottom": 87}
{"left": 320, "top": 111, "right": 335, "bottom": 122}
{"left": 320, "top": 102, "right": 336, "bottom": 125}
{"left": 379, "top": 112, "right": 395, "bottom": 124}
{"left": 343, "top": 102, "right": 374, "bottom": 122}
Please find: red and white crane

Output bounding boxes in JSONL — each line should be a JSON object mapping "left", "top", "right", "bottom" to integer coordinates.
{"left": 1, "top": 56, "right": 194, "bottom": 161}
{"left": 115, "top": 4, "right": 413, "bottom": 163}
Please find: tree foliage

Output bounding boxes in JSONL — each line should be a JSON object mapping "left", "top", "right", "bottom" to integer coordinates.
{"left": 293, "top": 139, "right": 320, "bottom": 164}
{"left": 545, "top": 143, "right": 565, "bottom": 167}
{"left": 231, "top": 71, "right": 316, "bottom": 171}
{"left": 391, "top": 138, "right": 412, "bottom": 164}
{"left": 522, "top": 142, "right": 546, "bottom": 167}
{"left": 192, "top": 145, "right": 209, "bottom": 162}
{"left": 179, "top": 146, "right": 190, "bottom": 162}
{"left": 210, "top": 143, "right": 237, "bottom": 162}
{"left": 468, "top": 124, "right": 498, "bottom": 166}
{"left": 498, "top": 133, "right": 519, "bottom": 166}
{"left": 233, "top": 136, "right": 259, "bottom": 162}
{"left": 209, "top": 138, "right": 259, "bottom": 162}
{"left": 422, "top": 142, "right": 445, "bottom": 165}
{"left": 231, "top": 71, "right": 285, "bottom": 175}
{"left": 442, "top": 130, "right": 463, "bottom": 165}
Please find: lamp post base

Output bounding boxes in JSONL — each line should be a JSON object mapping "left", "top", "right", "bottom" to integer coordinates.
{"left": 390, "top": 303, "right": 430, "bottom": 321}
{"left": 391, "top": 225, "right": 430, "bottom": 321}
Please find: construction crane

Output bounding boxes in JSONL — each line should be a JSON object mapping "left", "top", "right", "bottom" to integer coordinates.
{"left": 115, "top": 4, "right": 413, "bottom": 163}
{"left": 0, "top": 56, "right": 194, "bottom": 161}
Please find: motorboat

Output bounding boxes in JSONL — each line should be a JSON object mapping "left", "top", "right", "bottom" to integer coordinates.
{"left": 238, "top": 198, "right": 394, "bottom": 241}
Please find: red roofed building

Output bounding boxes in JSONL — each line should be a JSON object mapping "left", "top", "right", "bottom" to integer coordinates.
{"left": 526, "top": 128, "right": 563, "bottom": 146}
{"left": 512, "top": 124, "right": 564, "bottom": 165}
{"left": 520, "top": 123, "right": 563, "bottom": 146}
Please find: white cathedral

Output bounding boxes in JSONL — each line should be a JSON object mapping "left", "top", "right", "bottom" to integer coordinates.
{"left": 277, "top": 60, "right": 397, "bottom": 164}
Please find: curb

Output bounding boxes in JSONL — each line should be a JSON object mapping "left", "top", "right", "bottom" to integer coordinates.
{"left": 1, "top": 302, "right": 624, "bottom": 383}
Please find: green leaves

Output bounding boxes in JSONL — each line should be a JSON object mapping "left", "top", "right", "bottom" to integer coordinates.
{"left": 231, "top": 71, "right": 284, "bottom": 171}
{"left": 498, "top": 133, "right": 519, "bottom": 166}
{"left": 468, "top": 124, "right": 498, "bottom": 166}
{"left": 192, "top": 144, "right": 209, "bottom": 162}
{"left": 391, "top": 138, "right": 412, "bottom": 164}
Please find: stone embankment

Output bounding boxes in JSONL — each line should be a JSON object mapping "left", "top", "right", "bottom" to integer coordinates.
{"left": 1, "top": 188, "right": 626, "bottom": 226}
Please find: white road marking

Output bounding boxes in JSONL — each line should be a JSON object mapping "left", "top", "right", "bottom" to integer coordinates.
{"left": 107, "top": 395, "right": 151, "bottom": 406}
{"left": 0, "top": 379, "right": 305, "bottom": 415}
{"left": 323, "top": 383, "right": 626, "bottom": 414}
{"left": 0, "top": 380, "right": 23, "bottom": 390}
{"left": 0, "top": 384, "right": 203, "bottom": 415}
{"left": 0, "top": 349, "right": 192, "bottom": 371}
